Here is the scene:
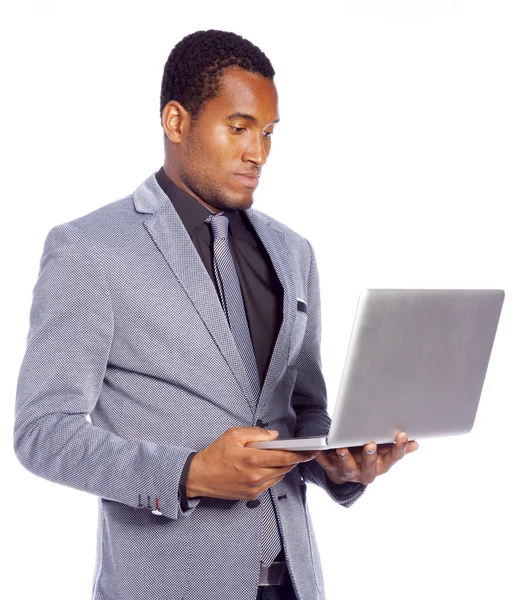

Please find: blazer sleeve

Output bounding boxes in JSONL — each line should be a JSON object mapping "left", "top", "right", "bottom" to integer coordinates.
{"left": 13, "top": 223, "right": 201, "bottom": 520}
{"left": 292, "top": 240, "right": 367, "bottom": 508}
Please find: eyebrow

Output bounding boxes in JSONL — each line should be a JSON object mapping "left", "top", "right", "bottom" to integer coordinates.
{"left": 226, "top": 112, "right": 280, "bottom": 125}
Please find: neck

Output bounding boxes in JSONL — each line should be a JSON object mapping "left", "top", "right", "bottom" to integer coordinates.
{"left": 162, "top": 160, "right": 220, "bottom": 214}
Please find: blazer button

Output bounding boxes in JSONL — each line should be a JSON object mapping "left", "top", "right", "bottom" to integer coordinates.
{"left": 246, "top": 500, "right": 261, "bottom": 508}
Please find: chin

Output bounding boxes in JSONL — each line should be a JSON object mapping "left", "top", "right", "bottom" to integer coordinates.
{"left": 201, "top": 186, "right": 254, "bottom": 212}
{"left": 220, "top": 192, "right": 254, "bottom": 211}
{"left": 236, "top": 196, "right": 254, "bottom": 210}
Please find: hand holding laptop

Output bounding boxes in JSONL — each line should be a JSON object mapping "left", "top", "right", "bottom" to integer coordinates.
{"left": 315, "top": 431, "right": 419, "bottom": 486}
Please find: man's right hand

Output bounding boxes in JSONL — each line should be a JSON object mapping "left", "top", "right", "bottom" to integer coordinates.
{"left": 186, "top": 427, "right": 318, "bottom": 501}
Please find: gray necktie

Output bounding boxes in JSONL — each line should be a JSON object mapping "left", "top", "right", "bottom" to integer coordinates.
{"left": 206, "top": 212, "right": 283, "bottom": 566}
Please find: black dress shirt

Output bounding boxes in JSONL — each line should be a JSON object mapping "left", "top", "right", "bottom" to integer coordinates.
{"left": 154, "top": 167, "right": 283, "bottom": 509}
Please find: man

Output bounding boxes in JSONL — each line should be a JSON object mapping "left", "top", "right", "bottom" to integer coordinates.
{"left": 14, "top": 30, "right": 417, "bottom": 600}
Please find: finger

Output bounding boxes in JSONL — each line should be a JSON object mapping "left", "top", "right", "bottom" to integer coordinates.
{"left": 263, "top": 472, "right": 289, "bottom": 489}
{"left": 256, "top": 469, "right": 294, "bottom": 493}
{"left": 246, "top": 448, "right": 319, "bottom": 468}
{"left": 334, "top": 447, "right": 359, "bottom": 480}
{"left": 393, "top": 432, "right": 409, "bottom": 460}
{"left": 314, "top": 449, "right": 358, "bottom": 483}
{"left": 382, "top": 433, "right": 406, "bottom": 470}
{"left": 406, "top": 440, "right": 419, "bottom": 453}
{"left": 258, "top": 463, "right": 304, "bottom": 484}
{"left": 360, "top": 443, "right": 378, "bottom": 483}
{"left": 316, "top": 448, "right": 358, "bottom": 478}
{"left": 335, "top": 446, "right": 359, "bottom": 467}
{"left": 314, "top": 450, "right": 337, "bottom": 472}
{"left": 234, "top": 427, "right": 280, "bottom": 444}
{"left": 379, "top": 432, "right": 409, "bottom": 472}
{"left": 266, "top": 449, "right": 320, "bottom": 466}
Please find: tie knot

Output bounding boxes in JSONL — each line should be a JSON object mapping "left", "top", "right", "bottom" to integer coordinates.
{"left": 206, "top": 212, "right": 229, "bottom": 240}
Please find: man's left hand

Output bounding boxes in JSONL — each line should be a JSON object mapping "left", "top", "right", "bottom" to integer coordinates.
{"left": 314, "top": 431, "right": 419, "bottom": 485}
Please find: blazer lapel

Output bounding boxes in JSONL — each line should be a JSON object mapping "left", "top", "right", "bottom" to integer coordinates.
{"left": 243, "top": 208, "right": 297, "bottom": 419}
{"left": 133, "top": 173, "right": 298, "bottom": 421}
{"left": 133, "top": 174, "right": 257, "bottom": 417}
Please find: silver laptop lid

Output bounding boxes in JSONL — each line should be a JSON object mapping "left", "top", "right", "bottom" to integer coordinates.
{"left": 328, "top": 289, "right": 504, "bottom": 447}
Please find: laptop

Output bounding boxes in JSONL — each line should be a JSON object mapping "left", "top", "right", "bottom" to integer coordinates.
{"left": 247, "top": 289, "right": 504, "bottom": 451}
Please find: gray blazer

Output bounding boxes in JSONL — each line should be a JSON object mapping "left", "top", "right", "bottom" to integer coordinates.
{"left": 14, "top": 173, "right": 365, "bottom": 600}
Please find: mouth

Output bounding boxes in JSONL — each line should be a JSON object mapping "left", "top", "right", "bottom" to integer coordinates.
{"left": 233, "top": 173, "right": 260, "bottom": 189}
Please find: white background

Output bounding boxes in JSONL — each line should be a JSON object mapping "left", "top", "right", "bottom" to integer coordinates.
{"left": 2, "top": 1, "right": 524, "bottom": 599}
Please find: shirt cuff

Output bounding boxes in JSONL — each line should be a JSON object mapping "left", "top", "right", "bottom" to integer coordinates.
{"left": 179, "top": 451, "right": 198, "bottom": 512}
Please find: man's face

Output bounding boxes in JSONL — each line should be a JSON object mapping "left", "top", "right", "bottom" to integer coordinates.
{"left": 176, "top": 66, "right": 279, "bottom": 212}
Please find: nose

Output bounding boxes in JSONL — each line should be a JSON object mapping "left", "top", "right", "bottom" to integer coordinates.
{"left": 241, "top": 131, "right": 268, "bottom": 167}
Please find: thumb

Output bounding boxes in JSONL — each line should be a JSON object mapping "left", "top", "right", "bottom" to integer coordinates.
{"left": 238, "top": 427, "right": 279, "bottom": 444}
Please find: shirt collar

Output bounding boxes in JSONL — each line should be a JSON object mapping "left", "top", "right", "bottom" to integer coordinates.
{"left": 154, "top": 166, "right": 241, "bottom": 235}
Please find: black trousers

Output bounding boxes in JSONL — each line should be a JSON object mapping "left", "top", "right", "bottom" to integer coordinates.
{"left": 256, "top": 583, "right": 297, "bottom": 600}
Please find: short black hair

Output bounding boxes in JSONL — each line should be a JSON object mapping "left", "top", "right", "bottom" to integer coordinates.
{"left": 160, "top": 29, "right": 275, "bottom": 126}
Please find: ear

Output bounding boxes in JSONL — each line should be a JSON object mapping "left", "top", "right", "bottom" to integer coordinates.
{"left": 162, "top": 100, "right": 191, "bottom": 144}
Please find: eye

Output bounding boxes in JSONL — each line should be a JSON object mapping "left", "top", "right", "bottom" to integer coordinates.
{"left": 263, "top": 131, "right": 273, "bottom": 140}
{"left": 229, "top": 126, "right": 245, "bottom": 134}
